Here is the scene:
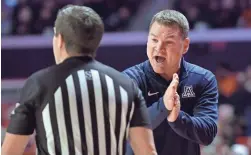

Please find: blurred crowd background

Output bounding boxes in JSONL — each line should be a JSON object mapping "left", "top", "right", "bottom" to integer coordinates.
{"left": 1, "top": 0, "right": 251, "bottom": 35}
{"left": 2, "top": 0, "right": 251, "bottom": 155}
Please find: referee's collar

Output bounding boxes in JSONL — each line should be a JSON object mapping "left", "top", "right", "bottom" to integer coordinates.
{"left": 63, "top": 56, "right": 94, "bottom": 63}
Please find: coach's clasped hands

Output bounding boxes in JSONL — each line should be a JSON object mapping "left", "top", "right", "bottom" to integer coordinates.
{"left": 163, "top": 73, "right": 181, "bottom": 122}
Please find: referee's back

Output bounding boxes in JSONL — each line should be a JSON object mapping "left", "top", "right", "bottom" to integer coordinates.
{"left": 2, "top": 5, "right": 157, "bottom": 155}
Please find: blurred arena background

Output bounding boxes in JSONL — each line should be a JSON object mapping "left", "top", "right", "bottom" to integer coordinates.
{"left": 1, "top": 0, "right": 251, "bottom": 154}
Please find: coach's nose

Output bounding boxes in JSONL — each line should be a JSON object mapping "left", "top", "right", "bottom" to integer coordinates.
{"left": 155, "top": 42, "right": 165, "bottom": 54}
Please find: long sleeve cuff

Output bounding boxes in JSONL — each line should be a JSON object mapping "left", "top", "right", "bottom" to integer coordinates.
{"left": 168, "top": 111, "right": 190, "bottom": 128}
{"left": 150, "top": 98, "right": 171, "bottom": 129}
{"left": 158, "top": 98, "right": 171, "bottom": 115}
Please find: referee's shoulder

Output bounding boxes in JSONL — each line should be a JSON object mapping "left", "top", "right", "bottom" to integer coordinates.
{"left": 19, "top": 65, "right": 58, "bottom": 101}
{"left": 96, "top": 61, "right": 136, "bottom": 92}
{"left": 28, "top": 65, "right": 58, "bottom": 83}
{"left": 96, "top": 61, "right": 131, "bottom": 82}
{"left": 22, "top": 65, "right": 60, "bottom": 93}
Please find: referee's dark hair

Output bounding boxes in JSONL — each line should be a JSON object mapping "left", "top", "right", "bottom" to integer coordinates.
{"left": 54, "top": 5, "right": 104, "bottom": 57}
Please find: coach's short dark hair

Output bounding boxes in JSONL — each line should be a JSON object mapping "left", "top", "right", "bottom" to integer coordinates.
{"left": 150, "top": 10, "right": 189, "bottom": 39}
{"left": 54, "top": 5, "right": 104, "bottom": 56}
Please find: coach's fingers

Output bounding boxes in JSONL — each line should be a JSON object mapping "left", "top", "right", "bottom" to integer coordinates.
{"left": 174, "top": 93, "right": 180, "bottom": 104}
{"left": 170, "top": 73, "right": 179, "bottom": 91}
{"left": 174, "top": 93, "right": 181, "bottom": 108}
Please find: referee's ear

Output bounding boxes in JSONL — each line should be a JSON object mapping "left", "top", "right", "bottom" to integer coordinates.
{"left": 54, "top": 27, "right": 63, "bottom": 50}
{"left": 53, "top": 32, "right": 66, "bottom": 64}
{"left": 56, "top": 33, "right": 65, "bottom": 50}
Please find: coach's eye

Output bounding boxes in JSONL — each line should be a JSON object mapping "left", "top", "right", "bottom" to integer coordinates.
{"left": 152, "top": 38, "right": 158, "bottom": 43}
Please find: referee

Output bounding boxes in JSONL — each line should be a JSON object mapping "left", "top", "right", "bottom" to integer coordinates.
{"left": 2, "top": 5, "right": 157, "bottom": 155}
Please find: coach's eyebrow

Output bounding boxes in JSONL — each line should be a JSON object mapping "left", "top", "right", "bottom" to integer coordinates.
{"left": 150, "top": 33, "right": 157, "bottom": 37}
{"left": 150, "top": 33, "right": 175, "bottom": 38}
{"left": 165, "top": 34, "right": 175, "bottom": 38}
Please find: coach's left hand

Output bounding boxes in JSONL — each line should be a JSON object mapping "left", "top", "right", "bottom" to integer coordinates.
{"left": 167, "top": 92, "right": 181, "bottom": 122}
{"left": 163, "top": 73, "right": 181, "bottom": 122}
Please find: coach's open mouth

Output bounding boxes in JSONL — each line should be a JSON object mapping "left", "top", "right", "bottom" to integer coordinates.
{"left": 155, "top": 56, "right": 166, "bottom": 63}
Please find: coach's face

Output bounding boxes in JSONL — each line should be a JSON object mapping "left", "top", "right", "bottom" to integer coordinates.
{"left": 147, "top": 22, "right": 189, "bottom": 77}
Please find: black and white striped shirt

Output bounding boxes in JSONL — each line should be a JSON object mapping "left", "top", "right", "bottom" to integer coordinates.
{"left": 7, "top": 56, "right": 151, "bottom": 155}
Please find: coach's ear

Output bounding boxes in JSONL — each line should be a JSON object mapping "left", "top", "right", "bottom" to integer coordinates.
{"left": 182, "top": 37, "right": 190, "bottom": 54}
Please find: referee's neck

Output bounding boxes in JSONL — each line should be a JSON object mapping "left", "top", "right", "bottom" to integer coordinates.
{"left": 58, "top": 51, "right": 93, "bottom": 64}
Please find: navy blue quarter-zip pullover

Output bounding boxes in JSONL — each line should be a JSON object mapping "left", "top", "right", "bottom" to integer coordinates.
{"left": 123, "top": 58, "right": 218, "bottom": 155}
